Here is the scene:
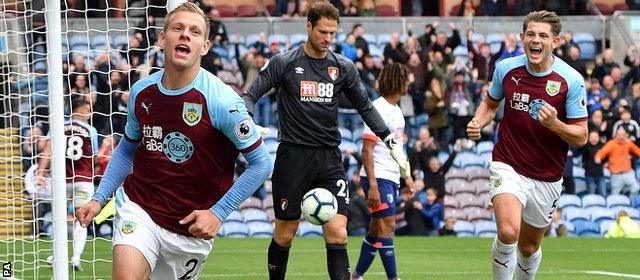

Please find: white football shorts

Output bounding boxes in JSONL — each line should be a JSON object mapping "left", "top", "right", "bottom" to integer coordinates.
{"left": 66, "top": 182, "right": 94, "bottom": 208}
{"left": 487, "top": 161, "right": 562, "bottom": 228}
{"left": 112, "top": 187, "right": 214, "bottom": 279}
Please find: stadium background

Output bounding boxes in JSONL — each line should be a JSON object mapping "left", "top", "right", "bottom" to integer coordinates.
{"left": 1, "top": 0, "right": 640, "bottom": 279}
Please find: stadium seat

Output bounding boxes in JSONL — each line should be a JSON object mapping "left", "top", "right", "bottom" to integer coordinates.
{"left": 573, "top": 32, "right": 596, "bottom": 60}
{"left": 485, "top": 33, "right": 503, "bottom": 54}
{"left": 369, "top": 44, "right": 382, "bottom": 58}
{"left": 613, "top": 4, "right": 629, "bottom": 11}
{"left": 564, "top": 207, "right": 590, "bottom": 222}
{"left": 456, "top": 193, "right": 484, "bottom": 209}
{"left": 477, "top": 192, "right": 491, "bottom": 208}
{"left": 588, "top": 207, "right": 615, "bottom": 223}
{"left": 444, "top": 195, "right": 459, "bottom": 209}
{"left": 453, "top": 220, "right": 475, "bottom": 237}
{"left": 452, "top": 45, "right": 468, "bottom": 58}
{"left": 593, "top": 3, "right": 613, "bottom": 15}
{"left": 267, "top": 34, "right": 288, "bottom": 45}
{"left": 599, "top": 219, "right": 615, "bottom": 235}
{"left": 265, "top": 208, "right": 276, "bottom": 223}
{"left": 239, "top": 196, "right": 263, "bottom": 210}
{"left": 464, "top": 207, "right": 493, "bottom": 222}
{"left": 338, "top": 140, "right": 358, "bottom": 153}
{"left": 352, "top": 128, "right": 364, "bottom": 142}
{"left": 445, "top": 178, "right": 468, "bottom": 195}
{"left": 572, "top": 220, "right": 600, "bottom": 236}
{"left": 362, "top": 33, "right": 376, "bottom": 45}
{"left": 247, "top": 221, "right": 273, "bottom": 237}
{"left": 469, "top": 33, "right": 485, "bottom": 47}
{"left": 563, "top": 222, "right": 576, "bottom": 235}
{"left": 438, "top": 151, "right": 452, "bottom": 168}
{"left": 475, "top": 141, "right": 494, "bottom": 155}
{"left": 236, "top": 4, "right": 257, "bottom": 17}
{"left": 466, "top": 167, "right": 489, "bottom": 181}
{"left": 113, "top": 34, "right": 128, "bottom": 47}
{"left": 338, "top": 127, "right": 353, "bottom": 141}
{"left": 607, "top": 194, "right": 631, "bottom": 208}
{"left": 298, "top": 220, "right": 323, "bottom": 237}
{"left": 375, "top": 4, "right": 396, "bottom": 16}
{"left": 416, "top": 114, "right": 429, "bottom": 127}
{"left": 444, "top": 208, "right": 466, "bottom": 220}
{"left": 91, "top": 35, "right": 109, "bottom": 49}
{"left": 470, "top": 179, "right": 489, "bottom": 195}
{"left": 582, "top": 194, "right": 606, "bottom": 209}
{"left": 445, "top": 168, "right": 467, "bottom": 181}
{"left": 221, "top": 221, "right": 249, "bottom": 238}
{"left": 610, "top": 207, "right": 640, "bottom": 219}
{"left": 241, "top": 208, "right": 269, "bottom": 223}
{"left": 633, "top": 196, "right": 640, "bottom": 209}
{"left": 452, "top": 181, "right": 476, "bottom": 196}
{"left": 226, "top": 211, "right": 244, "bottom": 223}
{"left": 573, "top": 166, "right": 586, "bottom": 179}
{"left": 377, "top": 33, "right": 392, "bottom": 46}
{"left": 290, "top": 33, "right": 306, "bottom": 47}
{"left": 263, "top": 194, "right": 273, "bottom": 210}
{"left": 558, "top": 194, "right": 582, "bottom": 209}
{"left": 245, "top": 34, "right": 261, "bottom": 48}
{"left": 474, "top": 220, "right": 497, "bottom": 237}
{"left": 216, "top": 4, "right": 236, "bottom": 17}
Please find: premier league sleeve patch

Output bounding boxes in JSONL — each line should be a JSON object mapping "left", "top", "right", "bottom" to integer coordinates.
{"left": 234, "top": 118, "right": 254, "bottom": 140}
{"left": 528, "top": 99, "right": 547, "bottom": 120}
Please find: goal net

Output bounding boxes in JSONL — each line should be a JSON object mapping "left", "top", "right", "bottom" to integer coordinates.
{"left": 0, "top": 0, "right": 168, "bottom": 278}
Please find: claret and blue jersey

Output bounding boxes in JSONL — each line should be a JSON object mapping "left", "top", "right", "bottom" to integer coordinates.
{"left": 122, "top": 68, "right": 264, "bottom": 236}
{"left": 488, "top": 54, "right": 588, "bottom": 182}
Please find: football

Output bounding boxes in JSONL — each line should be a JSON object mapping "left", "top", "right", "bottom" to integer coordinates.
{"left": 301, "top": 188, "right": 338, "bottom": 225}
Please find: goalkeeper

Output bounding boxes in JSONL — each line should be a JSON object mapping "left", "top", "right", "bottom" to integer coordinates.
{"left": 242, "top": 2, "right": 409, "bottom": 279}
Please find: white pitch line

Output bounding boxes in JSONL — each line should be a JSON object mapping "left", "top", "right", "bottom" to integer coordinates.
{"left": 583, "top": 271, "right": 640, "bottom": 279}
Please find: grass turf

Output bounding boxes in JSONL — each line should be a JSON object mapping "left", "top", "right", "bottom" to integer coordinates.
{"left": 1, "top": 237, "right": 639, "bottom": 279}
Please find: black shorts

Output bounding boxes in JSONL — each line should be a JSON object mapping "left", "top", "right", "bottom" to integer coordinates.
{"left": 271, "top": 142, "right": 349, "bottom": 221}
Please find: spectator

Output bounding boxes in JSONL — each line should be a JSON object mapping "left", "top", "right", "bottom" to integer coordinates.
{"left": 623, "top": 49, "right": 640, "bottom": 90}
{"left": 409, "top": 127, "right": 439, "bottom": 175}
{"left": 417, "top": 23, "right": 437, "bottom": 51}
{"left": 605, "top": 210, "right": 640, "bottom": 238}
{"left": 600, "top": 96, "right": 618, "bottom": 137}
{"left": 275, "top": 0, "right": 299, "bottom": 17}
{"left": 611, "top": 106, "right": 640, "bottom": 142}
{"left": 564, "top": 45, "right": 587, "bottom": 78}
{"left": 580, "top": 131, "right": 607, "bottom": 195}
{"left": 446, "top": 70, "right": 475, "bottom": 141}
{"left": 358, "top": 0, "right": 377, "bottom": 16}
{"left": 357, "top": 54, "right": 380, "bottom": 99}
{"left": 438, "top": 216, "right": 457, "bottom": 236}
{"left": 467, "top": 29, "right": 501, "bottom": 81}
{"left": 513, "top": 0, "right": 542, "bottom": 15}
{"left": 404, "top": 187, "right": 443, "bottom": 235}
{"left": 457, "top": 0, "right": 476, "bottom": 18}
{"left": 265, "top": 41, "right": 283, "bottom": 58}
{"left": 69, "top": 74, "right": 93, "bottom": 105}
{"left": 351, "top": 23, "right": 370, "bottom": 57}
{"left": 595, "top": 127, "right": 640, "bottom": 196}
{"left": 404, "top": 36, "right": 420, "bottom": 58}
{"left": 21, "top": 125, "right": 46, "bottom": 171}
{"left": 593, "top": 49, "right": 620, "bottom": 82}
{"left": 347, "top": 182, "right": 369, "bottom": 236}
{"left": 424, "top": 140, "right": 462, "bottom": 201}
{"left": 497, "top": 33, "right": 524, "bottom": 61}
{"left": 133, "top": 15, "right": 158, "bottom": 49}
{"left": 627, "top": 0, "right": 640, "bottom": 10}
{"left": 207, "top": 8, "right": 228, "bottom": 47}
{"left": 332, "top": 0, "right": 358, "bottom": 16}
{"left": 588, "top": 109, "right": 609, "bottom": 142}
{"left": 407, "top": 52, "right": 427, "bottom": 96}
{"left": 481, "top": 0, "right": 506, "bottom": 16}
{"left": 425, "top": 52, "right": 449, "bottom": 146}
{"left": 94, "top": 135, "right": 115, "bottom": 184}
{"left": 628, "top": 84, "right": 640, "bottom": 121}
{"left": 555, "top": 32, "right": 578, "bottom": 60}
{"left": 602, "top": 75, "right": 619, "bottom": 100}
{"left": 562, "top": 148, "right": 576, "bottom": 194}
{"left": 340, "top": 34, "right": 358, "bottom": 61}
{"left": 383, "top": 33, "right": 408, "bottom": 64}
{"left": 587, "top": 78, "right": 604, "bottom": 113}
{"left": 430, "top": 23, "right": 461, "bottom": 64}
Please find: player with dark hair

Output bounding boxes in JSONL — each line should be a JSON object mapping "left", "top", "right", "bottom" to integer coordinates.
{"left": 74, "top": 2, "right": 272, "bottom": 278}
{"left": 243, "top": 2, "right": 409, "bottom": 279}
{"left": 352, "top": 63, "right": 415, "bottom": 280}
{"left": 37, "top": 99, "right": 98, "bottom": 271}
{"left": 467, "top": 11, "right": 588, "bottom": 280}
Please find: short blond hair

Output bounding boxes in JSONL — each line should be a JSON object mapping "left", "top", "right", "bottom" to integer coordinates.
{"left": 163, "top": 2, "right": 210, "bottom": 39}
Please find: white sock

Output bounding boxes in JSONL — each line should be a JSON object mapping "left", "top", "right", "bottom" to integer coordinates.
{"left": 72, "top": 221, "right": 87, "bottom": 266}
{"left": 492, "top": 237, "right": 517, "bottom": 280}
{"left": 515, "top": 247, "right": 542, "bottom": 280}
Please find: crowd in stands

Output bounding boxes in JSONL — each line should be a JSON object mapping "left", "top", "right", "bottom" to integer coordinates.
{"left": 13, "top": 0, "right": 640, "bottom": 238}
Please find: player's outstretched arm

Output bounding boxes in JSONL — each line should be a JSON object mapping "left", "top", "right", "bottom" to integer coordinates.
{"left": 467, "top": 97, "right": 501, "bottom": 140}
{"left": 538, "top": 103, "right": 588, "bottom": 147}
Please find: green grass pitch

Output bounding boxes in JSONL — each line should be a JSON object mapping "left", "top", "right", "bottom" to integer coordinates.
{"left": 2, "top": 237, "right": 639, "bottom": 279}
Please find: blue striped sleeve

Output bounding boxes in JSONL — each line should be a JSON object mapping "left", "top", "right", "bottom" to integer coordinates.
{"left": 91, "top": 137, "right": 138, "bottom": 206}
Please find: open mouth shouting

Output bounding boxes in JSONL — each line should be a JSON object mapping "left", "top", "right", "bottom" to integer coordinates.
{"left": 175, "top": 44, "right": 191, "bottom": 58}
{"left": 529, "top": 46, "right": 543, "bottom": 58}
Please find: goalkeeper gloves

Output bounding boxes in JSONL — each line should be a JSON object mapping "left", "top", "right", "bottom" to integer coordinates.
{"left": 383, "top": 134, "right": 411, "bottom": 179}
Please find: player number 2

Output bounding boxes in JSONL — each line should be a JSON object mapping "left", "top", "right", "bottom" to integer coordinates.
{"left": 336, "top": 179, "right": 348, "bottom": 198}
{"left": 66, "top": 135, "right": 84, "bottom": 161}
{"left": 178, "top": 258, "right": 199, "bottom": 280}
